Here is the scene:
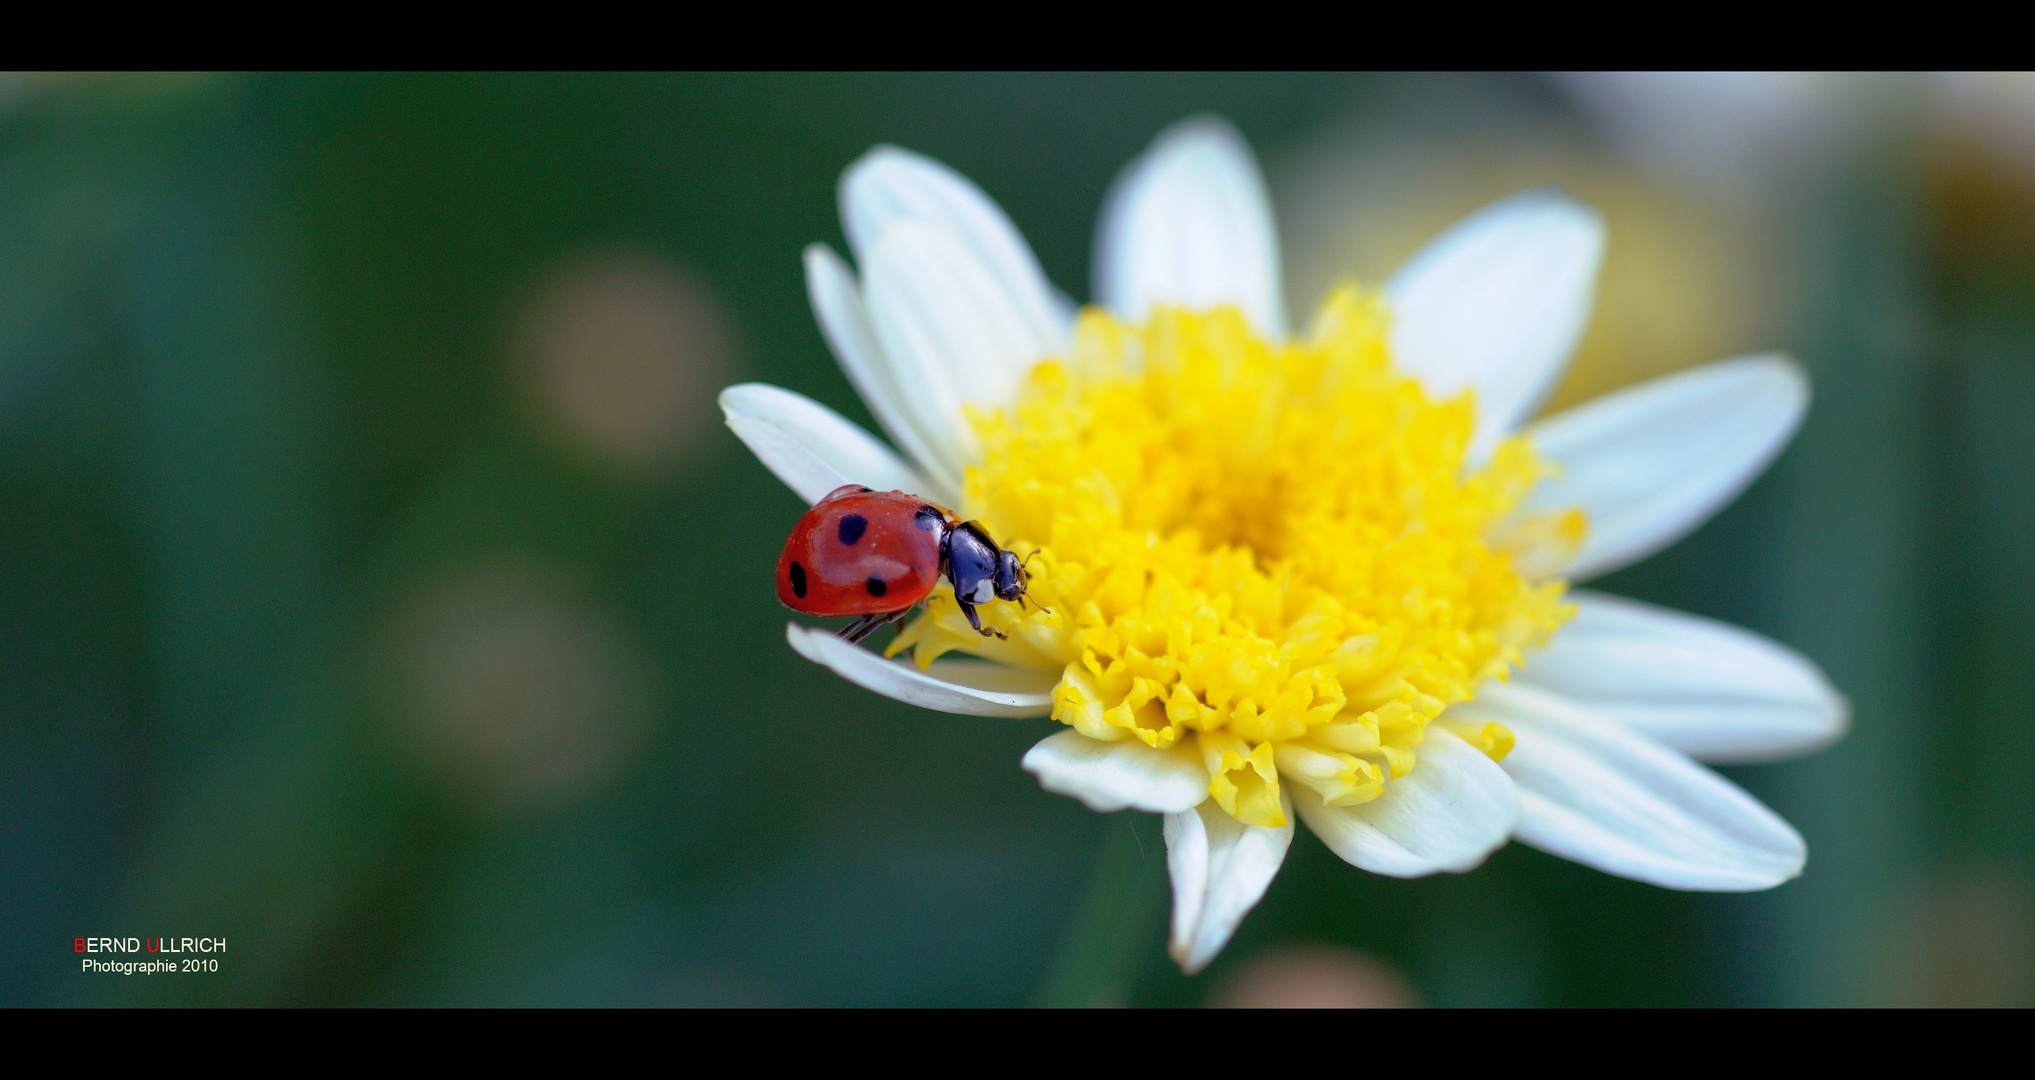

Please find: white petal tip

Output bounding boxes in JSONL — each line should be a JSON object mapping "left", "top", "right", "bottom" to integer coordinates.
{"left": 1478, "top": 682, "right": 1812, "bottom": 891}
{"left": 1162, "top": 798, "right": 1294, "bottom": 974}
{"left": 837, "top": 143, "right": 1065, "bottom": 362}
{"left": 1147, "top": 114, "right": 1253, "bottom": 155}
{"left": 1387, "top": 189, "right": 1605, "bottom": 448}
{"left": 1096, "top": 114, "right": 1284, "bottom": 338}
{"left": 719, "top": 382, "right": 927, "bottom": 506}
{"left": 1388, "top": 188, "right": 1606, "bottom": 306}
{"left": 1521, "top": 591, "right": 1849, "bottom": 763}
{"left": 1532, "top": 352, "right": 1812, "bottom": 581}
{"left": 1174, "top": 941, "right": 1219, "bottom": 976}
{"left": 838, "top": 145, "right": 934, "bottom": 254}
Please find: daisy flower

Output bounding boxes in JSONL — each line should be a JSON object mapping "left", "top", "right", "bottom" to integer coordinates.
{"left": 721, "top": 118, "right": 1848, "bottom": 974}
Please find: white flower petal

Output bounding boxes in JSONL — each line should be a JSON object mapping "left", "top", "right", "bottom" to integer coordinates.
{"left": 1524, "top": 353, "right": 1808, "bottom": 581}
{"left": 1460, "top": 681, "right": 1806, "bottom": 891}
{"left": 785, "top": 623, "right": 1053, "bottom": 717}
{"left": 1387, "top": 190, "right": 1605, "bottom": 462}
{"left": 1164, "top": 806, "right": 1209, "bottom": 965}
{"left": 1021, "top": 728, "right": 1210, "bottom": 813}
{"left": 803, "top": 244, "right": 961, "bottom": 502}
{"left": 1293, "top": 726, "right": 1519, "bottom": 877}
{"left": 1165, "top": 796, "right": 1294, "bottom": 974}
{"left": 862, "top": 220, "right": 1058, "bottom": 468}
{"left": 1094, "top": 116, "right": 1286, "bottom": 339}
{"left": 1520, "top": 590, "right": 1848, "bottom": 762}
{"left": 839, "top": 145, "right": 1067, "bottom": 346}
{"left": 718, "top": 383, "right": 930, "bottom": 506}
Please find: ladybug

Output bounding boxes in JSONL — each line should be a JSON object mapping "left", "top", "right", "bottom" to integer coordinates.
{"left": 776, "top": 484, "right": 1040, "bottom": 644}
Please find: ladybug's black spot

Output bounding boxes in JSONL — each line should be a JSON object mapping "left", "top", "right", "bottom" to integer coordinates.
{"left": 865, "top": 577, "right": 887, "bottom": 597}
{"left": 788, "top": 562, "right": 808, "bottom": 599}
{"left": 914, "top": 505, "right": 943, "bottom": 531}
{"left": 837, "top": 513, "right": 868, "bottom": 546}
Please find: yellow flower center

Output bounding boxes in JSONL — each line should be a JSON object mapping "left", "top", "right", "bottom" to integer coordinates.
{"left": 889, "top": 284, "right": 1580, "bottom": 828}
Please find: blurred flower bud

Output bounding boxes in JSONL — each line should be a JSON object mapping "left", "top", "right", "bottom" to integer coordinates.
{"left": 1936, "top": 73, "right": 2035, "bottom": 182}
{"left": 1888, "top": 863, "right": 2035, "bottom": 1007}
{"left": 1210, "top": 945, "right": 1420, "bottom": 1008}
{"left": 515, "top": 249, "right": 736, "bottom": 472}
{"left": 381, "top": 562, "right": 656, "bottom": 814}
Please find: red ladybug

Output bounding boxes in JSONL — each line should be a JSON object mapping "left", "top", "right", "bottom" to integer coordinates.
{"left": 777, "top": 484, "right": 1038, "bottom": 643}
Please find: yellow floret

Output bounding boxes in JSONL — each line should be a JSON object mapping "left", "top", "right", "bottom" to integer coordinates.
{"left": 887, "top": 284, "right": 1575, "bottom": 827}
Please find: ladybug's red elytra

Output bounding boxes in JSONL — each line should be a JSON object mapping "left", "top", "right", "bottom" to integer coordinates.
{"left": 776, "top": 484, "right": 1041, "bottom": 643}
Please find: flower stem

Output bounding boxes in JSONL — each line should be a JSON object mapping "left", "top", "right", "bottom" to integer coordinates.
{"left": 1031, "top": 811, "right": 1167, "bottom": 1007}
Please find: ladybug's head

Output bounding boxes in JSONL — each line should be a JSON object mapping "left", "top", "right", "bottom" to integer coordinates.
{"left": 993, "top": 548, "right": 1031, "bottom": 603}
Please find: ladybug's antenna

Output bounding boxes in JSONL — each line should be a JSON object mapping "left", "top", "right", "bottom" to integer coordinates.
{"left": 1017, "top": 549, "right": 1051, "bottom": 614}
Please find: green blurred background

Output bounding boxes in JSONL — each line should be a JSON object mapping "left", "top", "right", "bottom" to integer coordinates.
{"left": 6, "top": 72, "right": 2032, "bottom": 1007}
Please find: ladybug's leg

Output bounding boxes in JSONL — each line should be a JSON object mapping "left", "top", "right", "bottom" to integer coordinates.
{"left": 955, "top": 598, "right": 1008, "bottom": 640}
{"left": 841, "top": 608, "right": 913, "bottom": 646}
